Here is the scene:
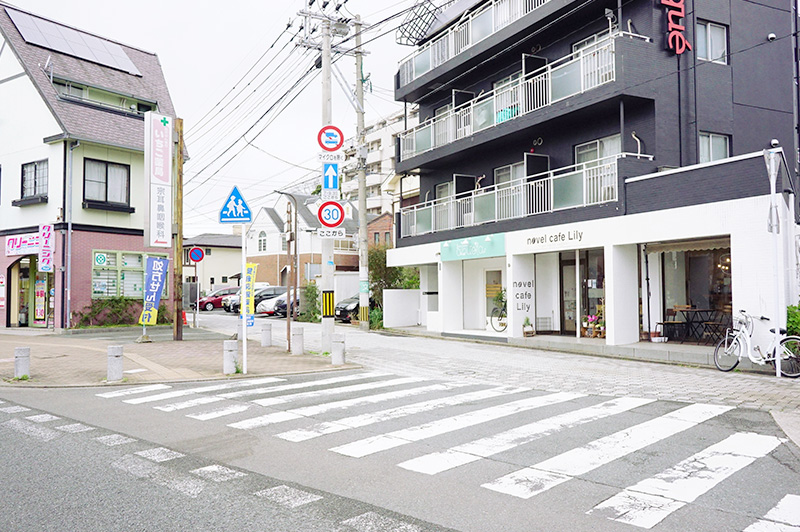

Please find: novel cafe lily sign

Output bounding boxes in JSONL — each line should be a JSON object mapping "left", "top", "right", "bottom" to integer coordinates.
{"left": 660, "top": 0, "right": 691, "bottom": 55}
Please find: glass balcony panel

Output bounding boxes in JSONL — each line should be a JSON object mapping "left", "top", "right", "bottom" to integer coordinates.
{"left": 471, "top": 9, "right": 493, "bottom": 44}
{"left": 415, "top": 125, "right": 433, "bottom": 153}
{"left": 414, "top": 48, "right": 431, "bottom": 77}
{"left": 473, "top": 191, "right": 497, "bottom": 224}
{"left": 416, "top": 206, "right": 432, "bottom": 234}
{"left": 552, "top": 171, "right": 584, "bottom": 210}
{"left": 551, "top": 59, "right": 582, "bottom": 102}
{"left": 473, "top": 98, "right": 495, "bottom": 132}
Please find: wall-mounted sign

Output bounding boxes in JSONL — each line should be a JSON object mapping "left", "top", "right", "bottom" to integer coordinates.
{"left": 441, "top": 234, "right": 506, "bottom": 262}
{"left": 5, "top": 232, "right": 39, "bottom": 257}
{"left": 526, "top": 230, "right": 584, "bottom": 247}
{"left": 38, "top": 223, "right": 55, "bottom": 272}
{"left": 144, "top": 111, "right": 174, "bottom": 248}
{"left": 661, "top": 0, "right": 691, "bottom": 55}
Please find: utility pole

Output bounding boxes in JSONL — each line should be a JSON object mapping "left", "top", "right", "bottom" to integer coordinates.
{"left": 355, "top": 16, "right": 369, "bottom": 331}
{"left": 285, "top": 202, "right": 293, "bottom": 352}
{"left": 173, "top": 118, "right": 184, "bottom": 341}
{"left": 320, "top": 17, "right": 335, "bottom": 354}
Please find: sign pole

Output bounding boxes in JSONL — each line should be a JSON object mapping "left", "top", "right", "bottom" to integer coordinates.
{"left": 320, "top": 18, "right": 334, "bottom": 355}
{"left": 173, "top": 118, "right": 184, "bottom": 341}
{"left": 241, "top": 226, "right": 248, "bottom": 374}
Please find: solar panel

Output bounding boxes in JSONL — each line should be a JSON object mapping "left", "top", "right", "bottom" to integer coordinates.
{"left": 5, "top": 7, "right": 141, "bottom": 76}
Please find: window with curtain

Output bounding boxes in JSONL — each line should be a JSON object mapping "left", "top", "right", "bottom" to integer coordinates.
{"left": 494, "top": 161, "right": 525, "bottom": 188}
{"left": 575, "top": 134, "right": 621, "bottom": 165}
{"left": 22, "top": 160, "right": 48, "bottom": 198}
{"left": 699, "top": 132, "right": 730, "bottom": 163}
{"left": 697, "top": 22, "right": 727, "bottom": 64}
{"left": 84, "top": 159, "right": 130, "bottom": 206}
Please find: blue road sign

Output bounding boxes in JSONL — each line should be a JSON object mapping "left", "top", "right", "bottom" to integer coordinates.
{"left": 219, "top": 186, "right": 252, "bottom": 223}
{"left": 323, "top": 163, "right": 339, "bottom": 190}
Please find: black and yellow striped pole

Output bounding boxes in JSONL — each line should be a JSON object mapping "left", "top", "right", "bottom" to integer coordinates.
{"left": 322, "top": 290, "right": 335, "bottom": 319}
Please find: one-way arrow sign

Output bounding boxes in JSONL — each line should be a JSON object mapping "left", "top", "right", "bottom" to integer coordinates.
{"left": 323, "top": 163, "right": 339, "bottom": 190}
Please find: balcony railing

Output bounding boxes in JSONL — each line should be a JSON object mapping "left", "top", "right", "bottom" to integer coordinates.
{"left": 399, "top": 33, "right": 649, "bottom": 163}
{"left": 399, "top": 153, "right": 652, "bottom": 237}
{"left": 398, "top": 0, "right": 552, "bottom": 87}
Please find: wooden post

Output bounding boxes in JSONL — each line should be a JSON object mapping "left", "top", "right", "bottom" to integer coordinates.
{"left": 173, "top": 118, "right": 184, "bottom": 341}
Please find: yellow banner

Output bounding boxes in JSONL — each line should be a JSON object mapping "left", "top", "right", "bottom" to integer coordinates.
{"left": 243, "top": 263, "right": 258, "bottom": 315}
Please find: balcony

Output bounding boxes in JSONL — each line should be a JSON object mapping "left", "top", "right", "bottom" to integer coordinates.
{"left": 399, "top": 153, "right": 653, "bottom": 238}
{"left": 398, "top": 33, "right": 649, "bottom": 163}
{"left": 398, "top": 0, "right": 554, "bottom": 88}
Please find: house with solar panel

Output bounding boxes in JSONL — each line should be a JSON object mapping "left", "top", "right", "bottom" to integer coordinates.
{"left": 0, "top": 3, "right": 179, "bottom": 329}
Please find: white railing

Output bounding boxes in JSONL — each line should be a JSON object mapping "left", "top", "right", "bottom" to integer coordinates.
{"left": 399, "top": 153, "right": 652, "bottom": 237}
{"left": 399, "top": 0, "right": 551, "bottom": 87}
{"left": 399, "top": 33, "right": 648, "bottom": 162}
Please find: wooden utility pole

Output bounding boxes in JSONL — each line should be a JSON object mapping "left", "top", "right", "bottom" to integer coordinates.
{"left": 173, "top": 118, "right": 184, "bottom": 341}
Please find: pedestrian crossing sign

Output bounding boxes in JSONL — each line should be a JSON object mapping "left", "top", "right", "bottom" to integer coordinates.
{"left": 219, "top": 186, "right": 252, "bottom": 223}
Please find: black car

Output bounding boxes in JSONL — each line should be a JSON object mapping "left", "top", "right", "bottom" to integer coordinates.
{"left": 231, "top": 286, "right": 286, "bottom": 314}
{"left": 274, "top": 290, "right": 299, "bottom": 318}
{"left": 334, "top": 294, "right": 375, "bottom": 323}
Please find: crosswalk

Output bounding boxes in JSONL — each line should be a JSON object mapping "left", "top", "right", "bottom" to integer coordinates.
{"left": 7, "top": 370, "right": 797, "bottom": 530}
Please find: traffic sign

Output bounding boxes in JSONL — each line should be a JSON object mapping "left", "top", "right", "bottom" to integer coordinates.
{"left": 189, "top": 247, "right": 205, "bottom": 262}
{"left": 219, "top": 186, "right": 252, "bottom": 223}
{"left": 323, "top": 163, "right": 339, "bottom": 190}
{"left": 318, "top": 201, "right": 344, "bottom": 228}
{"left": 318, "top": 125, "right": 344, "bottom": 152}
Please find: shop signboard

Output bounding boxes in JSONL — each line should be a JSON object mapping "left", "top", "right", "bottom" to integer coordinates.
{"left": 5, "top": 232, "right": 39, "bottom": 256}
{"left": 144, "top": 112, "right": 174, "bottom": 248}
{"left": 38, "top": 223, "right": 55, "bottom": 272}
{"left": 138, "top": 257, "right": 170, "bottom": 326}
{"left": 440, "top": 234, "right": 506, "bottom": 262}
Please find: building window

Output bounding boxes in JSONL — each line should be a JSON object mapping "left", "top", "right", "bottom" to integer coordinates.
{"left": 697, "top": 22, "right": 727, "bottom": 64}
{"left": 699, "top": 132, "right": 729, "bottom": 163}
{"left": 573, "top": 28, "right": 616, "bottom": 53}
{"left": 53, "top": 80, "right": 83, "bottom": 98}
{"left": 21, "top": 160, "right": 48, "bottom": 199}
{"left": 575, "top": 134, "right": 621, "bottom": 165}
{"left": 494, "top": 161, "right": 524, "bottom": 188}
{"left": 374, "top": 233, "right": 380, "bottom": 245}
{"left": 91, "top": 250, "right": 168, "bottom": 299}
{"left": 258, "top": 231, "right": 267, "bottom": 252}
{"left": 222, "top": 276, "right": 228, "bottom": 283}
{"left": 435, "top": 181, "right": 453, "bottom": 200}
{"left": 210, "top": 277, "right": 215, "bottom": 285}
{"left": 281, "top": 234, "right": 287, "bottom": 252}
{"left": 384, "top": 231, "right": 391, "bottom": 245}
{"left": 84, "top": 159, "right": 130, "bottom": 208}
{"left": 205, "top": 248, "right": 211, "bottom": 255}
{"left": 334, "top": 239, "right": 357, "bottom": 251}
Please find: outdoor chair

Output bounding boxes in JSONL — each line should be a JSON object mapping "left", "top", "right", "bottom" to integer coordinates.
{"left": 657, "top": 308, "right": 686, "bottom": 341}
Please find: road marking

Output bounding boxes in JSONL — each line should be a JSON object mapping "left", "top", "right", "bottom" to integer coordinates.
{"left": 187, "top": 404, "right": 250, "bottom": 421}
{"left": 123, "top": 377, "right": 285, "bottom": 404}
{"left": 155, "top": 396, "right": 224, "bottom": 412}
{"left": 26, "top": 414, "right": 60, "bottom": 423}
{"left": 0, "top": 406, "right": 31, "bottom": 414}
{"left": 96, "top": 384, "right": 171, "bottom": 398}
{"left": 399, "top": 397, "right": 655, "bottom": 475}
{"left": 123, "top": 368, "right": 148, "bottom": 374}
{"left": 135, "top": 447, "right": 185, "bottom": 462}
{"left": 482, "top": 403, "right": 733, "bottom": 499}
{"left": 254, "top": 485, "right": 322, "bottom": 508}
{"left": 2, "top": 418, "right": 60, "bottom": 442}
{"left": 276, "top": 386, "right": 530, "bottom": 442}
{"left": 218, "top": 371, "right": 389, "bottom": 399}
{"left": 331, "top": 392, "right": 585, "bottom": 458}
{"left": 744, "top": 494, "right": 800, "bottom": 531}
{"left": 191, "top": 465, "right": 247, "bottom": 482}
{"left": 95, "top": 434, "right": 137, "bottom": 446}
{"left": 341, "top": 512, "right": 421, "bottom": 532}
{"left": 112, "top": 455, "right": 205, "bottom": 498}
{"left": 56, "top": 423, "right": 95, "bottom": 433}
{"left": 589, "top": 432, "right": 783, "bottom": 528}
{"left": 251, "top": 376, "right": 427, "bottom": 407}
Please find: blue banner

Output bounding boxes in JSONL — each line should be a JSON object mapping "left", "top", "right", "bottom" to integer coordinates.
{"left": 139, "top": 257, "right": 170, "bottom": 325}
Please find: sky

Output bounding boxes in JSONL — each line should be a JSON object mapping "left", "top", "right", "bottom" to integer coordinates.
{"left": 7, "top": 0, "right": 422, "bottom": 236}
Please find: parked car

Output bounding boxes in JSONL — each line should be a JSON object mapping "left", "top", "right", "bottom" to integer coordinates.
{"left": 334, "top": 294, "right": 375, "bottom": 323}
{"left": 256, "top": 291, "right": 287, "bottom": 316}
{"left": 222, "top": 291, "right": 239, "bottom": 312}
{"left": 274, "top": 289, "right": 300, "bottom": 318}
{"left": 197, "top": 287, "right": 238, "bottom": 311}
{"left": 232, "top": 286, "right": 286, "bottom": 314}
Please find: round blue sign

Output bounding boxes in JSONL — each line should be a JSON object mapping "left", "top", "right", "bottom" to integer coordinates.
{"left": 189, "top": 247, "right": 204, "bottom": 262}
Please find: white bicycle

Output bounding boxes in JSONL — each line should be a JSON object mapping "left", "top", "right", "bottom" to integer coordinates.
{"left": 713, "top": 310, "right": 800, "bottom": 377}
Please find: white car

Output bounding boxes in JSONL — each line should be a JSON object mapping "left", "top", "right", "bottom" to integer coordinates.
{"left": 256, "top": 291, "right": 286, "bottom": 315}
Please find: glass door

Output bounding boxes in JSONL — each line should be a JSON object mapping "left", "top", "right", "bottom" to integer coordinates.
{"left": 561, "top": 261, "right": 576, "bottom": 333}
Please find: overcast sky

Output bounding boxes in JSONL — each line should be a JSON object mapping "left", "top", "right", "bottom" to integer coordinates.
{"left": 8, "top": 0, "right": 419, "bottom": 236}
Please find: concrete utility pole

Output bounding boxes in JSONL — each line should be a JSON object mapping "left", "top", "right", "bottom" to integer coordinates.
{"left": 286, "top": 201, "right": 293, "bottom": 353}
{"left": 173, "top": 118, "right": 184, "bottom": 341}
{"left": 320, "top": 18, "right": 335, "bottom": 354}
{"left": 355, "top": 16, "right": 369, "bottom": 331}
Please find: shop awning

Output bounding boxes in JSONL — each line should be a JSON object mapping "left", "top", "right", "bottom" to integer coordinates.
{"left": 645, "top": 237, "right": 730, "bottom": 254}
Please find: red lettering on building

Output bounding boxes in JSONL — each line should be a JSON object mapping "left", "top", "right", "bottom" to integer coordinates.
{"left": 661, "top": 0, "right": 692, "bottom": 55}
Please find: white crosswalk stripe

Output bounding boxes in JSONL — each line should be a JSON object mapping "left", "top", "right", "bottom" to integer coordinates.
{"left": 341, "top": 512, "right": 421, "bottom": 532}
{"left": 218, "top": 371, "right": 389, "bottom": 399}
{"left": 331, "top": 391, "right": 584, "bottom": 458}
{"left": 25, "top": 414, "right": 60, "bottom": 423}
{"left": 744, "top": 495, "right": 800, "bottom": 531}
{"left": 399, "top": 396, "right": 655, "bottom": 475}
{"left": 123, "top": 377, "right": 285, "bottom": 405}
{"left": 589, "top": 432, "right": 783, "bottom": 528}
{"left": 482, "top": 403, "right": 733, "bottom": 499}
{"left": 94, "top": 434, "right": 137, "bottom": 446}
{"left": 188, "top": 404, "right": 251, "bottom": 421}
{"left": 96, "top": 384, "right": 171, "bottom": 398}
{"left": 135, "top": 447, "right": 185, "bottom": 462}
{"left": 250, "top": 376, "right": 425, "bottom": 407}
{"left": 155, "top": 396, "right": 225, "bottom": 412}
{"left": 112, "top": 454, "right": 205, "bottom": 498}
{"left": 276, "top": 385, "right": 529, "bottom": 442}
{"left": 191, "top": 465, "right": 247, "bottom": 482}
{"left": 2, "top": 418, "right": 61, "bottom": 442}
{"left": 254, "top": 485, "right": 322, "bottom": 508}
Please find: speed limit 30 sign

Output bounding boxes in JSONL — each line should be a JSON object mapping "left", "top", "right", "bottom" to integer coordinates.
{"left": 318, "top": 201, "right": 344, "bottom": 228}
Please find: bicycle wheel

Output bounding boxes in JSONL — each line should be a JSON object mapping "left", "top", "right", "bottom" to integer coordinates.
{"left": 714, "top": 332, "right": 741, "bottom": 372}
{"left": 777, "top": 336, "right": 800, "bottom": 378}
{"left": 490, "top": 307, "right": 507, "bottom": 333}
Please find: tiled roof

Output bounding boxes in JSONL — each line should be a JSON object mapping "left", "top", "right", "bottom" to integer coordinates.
{"left": 0, "top": 3, "right": 177, "bottom": 152}
{"left": 183, "top": 233, "right": 241, "bottom": 248}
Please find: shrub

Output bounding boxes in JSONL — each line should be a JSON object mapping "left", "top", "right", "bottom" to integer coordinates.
{"left": 74, "top": 297, "right": 172, "bottom": 327}
{"left": 787, "top": 305, "right": 800, "bottom": 336}
{"left": 369, "top": 307, "right": 383, "bottom": 330}
{"left": 298, "top": 282, "right": 321, "bottom": 323}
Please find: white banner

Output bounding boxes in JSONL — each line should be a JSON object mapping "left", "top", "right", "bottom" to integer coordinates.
{"left": 5, "top": 232, "right": 39, "bottom": 256}
{"left": 144, "top": 112, "right": 174, "bottom": 248}
{"left": 38, "top": 223, "right": 55, "bottom": 272}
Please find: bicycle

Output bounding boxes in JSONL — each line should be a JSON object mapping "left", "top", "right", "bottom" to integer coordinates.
{"left": 713, "top": 310, "right": 800, "bottom": 377}
{"left": 490, "top": 304, "right": 507, "bottom": 332}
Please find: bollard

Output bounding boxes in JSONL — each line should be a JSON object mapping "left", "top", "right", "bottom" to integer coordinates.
{"left": 332, "top": 333, "right": 346, "bottom": 366}
{"left": 291, "top": 327, "right": 304, "bottom": 355}
{"left": 261, "top": 323, "right": 272, "bottom": 347}
{"left": 14, "top": 347, "right": 30, "bottom": 379}
{"left": 237, "top": 322, "right": 245, "bottom": 341}
{"left": 223, "top": 340, "right": 239, "bottom": 374}
{"left": 107, "top": 345, "right": 123, "bottom": 382}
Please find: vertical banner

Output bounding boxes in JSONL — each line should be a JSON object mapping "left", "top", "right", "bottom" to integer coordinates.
{"left": 38, "top": 223, "right": 55, "bottom": 272}
{"left": 34, "top": 276, "right": 46, "bottom": 324}
{"left": 139, "top": 257, "right": 170, "bottom": 325}
{"left": 243, "top": 263, "right": 258, "bottom": 319}
{"left": 144, "top": 112, "right": 174, "bottom": 248}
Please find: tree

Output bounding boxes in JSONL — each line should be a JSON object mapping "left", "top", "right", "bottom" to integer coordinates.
{"left": 368, "top": 244, "right": 419, "bottom": 308}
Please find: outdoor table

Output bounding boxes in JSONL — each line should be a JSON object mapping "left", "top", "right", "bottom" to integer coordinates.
{"left": 677, "top": 309, "right": 715, "bottom": 342}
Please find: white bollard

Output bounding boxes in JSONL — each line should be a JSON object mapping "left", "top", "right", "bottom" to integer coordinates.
{"left": 107, "top": 345, "right": 123, "bottom": 382}
{"left": 223, "top": 340, "right": 239, "bottom": 374}
{"left": 237, "top": 322, "right": 244, "bottom": 341}
{"left": 14, "top": 347, "right": 30, "bottom": 379}
{"left": 291, "top": 327, "right": 304, "bottom": 355}
{"left": 261, "top": 323, "right": 272, "bottom": 347}
{"left": 332, "top": 333, "right": 345, "bottom": 366}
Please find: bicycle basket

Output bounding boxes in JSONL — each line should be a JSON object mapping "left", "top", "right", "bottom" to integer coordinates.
{"left": 733, "top": 312, "right": 754, "bottom": 336}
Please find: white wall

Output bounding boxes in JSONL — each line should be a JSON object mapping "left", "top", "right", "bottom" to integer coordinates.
{"left": 462, "top": 257, "right": 504, "bottom": 330}
{"left": 508, "top": 254, "right": 535, "bottom": 337}
{"left": 535, "top": 253, "right": 560, "bottom": 332}
{"left": 605, "top": 244, "right": 640, "bottom": 345}
{"left": 384, "top": 289, "right": 421, "bottom": 327}
{"left": 333, "top": 272, "right": 359, "bottom": 304}
{"left": 439, "top": 260, "right": 463, "bottom": 331}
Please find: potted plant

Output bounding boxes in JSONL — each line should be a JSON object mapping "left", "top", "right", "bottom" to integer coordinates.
{"left": 522, "top": 316, "right": 535, "bottom": 337}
